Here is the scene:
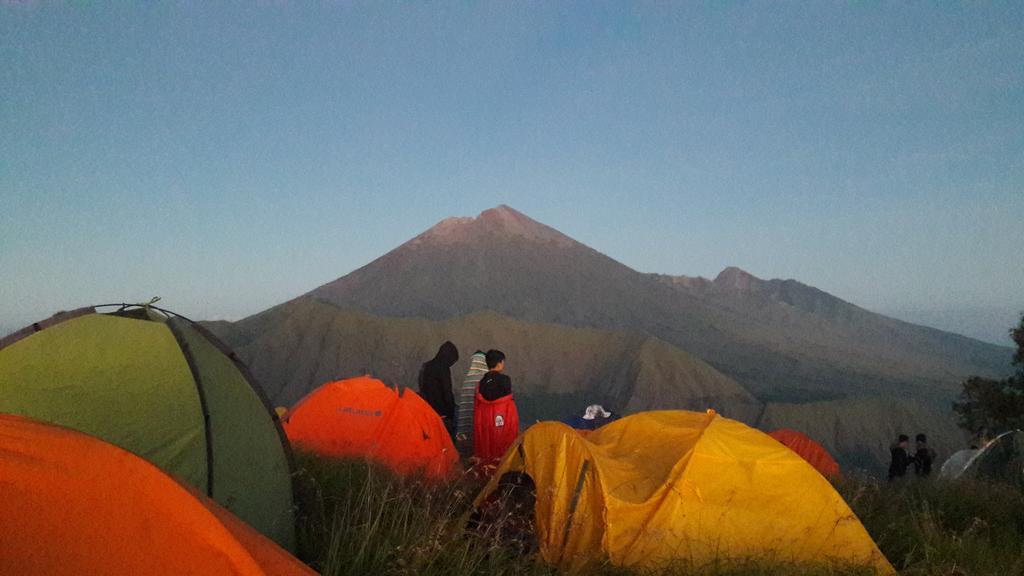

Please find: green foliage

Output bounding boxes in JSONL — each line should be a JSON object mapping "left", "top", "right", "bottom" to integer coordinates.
{"left": 952, "top": 376, "right": 1024, "bottom": 434}
{"left": 293, "top": 453, "right": 1024, "bottom": 576}
{"left": 954, "top": 313, "right": 1024, "bottom": 434}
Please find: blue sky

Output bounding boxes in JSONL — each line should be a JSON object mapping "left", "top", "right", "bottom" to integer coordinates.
{"left": 1, "top": 2, "right": 1021, "bottom": 344}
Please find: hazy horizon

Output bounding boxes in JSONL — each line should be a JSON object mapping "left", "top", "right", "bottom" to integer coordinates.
{"left": 2, "top": 4, "right": 1022, "bottom": 345}
{"left": 0, "top": 203, "right": 1019, "bottom": 347}
{"left": 0, "top": 298, "right": 1018, "bottom": 348}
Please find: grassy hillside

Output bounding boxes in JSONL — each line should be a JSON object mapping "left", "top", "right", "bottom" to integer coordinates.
{"left": 207, "top": 298, "right": 761, "bottom": 423}
{"left": 208, "top": 297, "right": 982, "bottom": 471}
{"left": 292, "top": 453, "right": 1024, "bottom": 576}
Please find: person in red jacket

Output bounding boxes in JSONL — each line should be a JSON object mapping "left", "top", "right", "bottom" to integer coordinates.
{"left": 473, "top": 349, "right": 520, "bottom": 468}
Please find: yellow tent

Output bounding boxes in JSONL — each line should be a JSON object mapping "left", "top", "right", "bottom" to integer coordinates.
{"left": 473, "top": 410, "right": 894, "bottom": 574}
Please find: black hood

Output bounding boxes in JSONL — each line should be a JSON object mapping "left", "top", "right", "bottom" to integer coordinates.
{"left": 434, "top": 341, "right": 459, "bottom": 367}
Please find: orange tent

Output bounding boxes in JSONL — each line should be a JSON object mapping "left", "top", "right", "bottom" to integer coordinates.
{"left": 769, "top": 428, "right": 841, "bottom": 478}
{"left": 283, "top": 376, "right": 459, "bottom": 481}
{"left": 0, "top": 413, "right": 315, "bottom": 576}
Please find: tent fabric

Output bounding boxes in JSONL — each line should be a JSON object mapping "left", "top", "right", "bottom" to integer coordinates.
{"left": 768, "top": 428, "right": 841, "bottom": 478}
{"left": 939, "top": 448, "right": 980, "bottom": 480}
{"left": 473, "top": 410, "right": 894, "bottom": 574}
{"left": 473, "top": 391, "right": 520, "bottom": 465}
{"left": 283, "top": 376, "right": 459, "bottom": 481}
{"left": 170, "top": 318, "right": 296, "bottom": 545}
{"left": 962, "top": 430, "right": 1023, "bottom": 488}
{"left": 0, "top": 414, "right": 315, "bottom": 576}
{"left": 456, "top": 351, "right": 488, "bottom": 454}
{"left": 0, "top": 306, "right": 295, "bottom": 550}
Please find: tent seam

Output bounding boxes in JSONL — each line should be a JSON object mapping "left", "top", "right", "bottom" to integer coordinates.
{"left": 166, "top": 319, "right": 216, "bottom": 497}
{"left": 0, "top": 307, "right": 95, "bottom": 350}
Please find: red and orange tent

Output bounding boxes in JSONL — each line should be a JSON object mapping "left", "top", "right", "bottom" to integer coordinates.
{"left": 769, "top": 428, "right": 841, "bottom": 479}
{"left": 0, "top": 413, "right": 315, "bottom": 576}
{"left": 283, "top": 376, "right": 459, "bottom": 481}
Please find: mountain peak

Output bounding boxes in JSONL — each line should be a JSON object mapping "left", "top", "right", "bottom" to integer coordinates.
{"left": 714, "top": 267, "right": 763, "bottom": 290}
{"left": 477, "top": 204, "right": 545, "bottom": 233}
{"left": 412, "top": 205, "right": 575, "bottom": 247}
{"left": 479, "top": 203, "right": 524, "bottom": 219}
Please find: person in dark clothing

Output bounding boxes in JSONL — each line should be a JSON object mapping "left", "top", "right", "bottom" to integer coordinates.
{"left": 419, "top": 341, "right": 459, "bottom": 436}
{"left": 478, "top": 349, "right": 512, "bottom": 401}
{"left": 888, "top": 434, "right": 914, "bottom": 481}
{"left": 913, "top": 433, "right": 936, "bottom": 478}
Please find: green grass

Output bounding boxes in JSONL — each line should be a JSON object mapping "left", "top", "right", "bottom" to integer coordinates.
{"left": 291, "top": 453, "right": 1024, "bottom": 576}
{"left": 839, "top": 477, "right": 1024, "bottom": 575}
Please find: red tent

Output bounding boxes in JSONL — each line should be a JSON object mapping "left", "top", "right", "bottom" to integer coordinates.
{"left": 769, "top": 428, "right": 841, "bottom": 479}
{"left": 283, "top": 376, "right": 459, "bottom": 481}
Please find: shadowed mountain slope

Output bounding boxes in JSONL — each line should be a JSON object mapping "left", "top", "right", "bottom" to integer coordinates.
{"left": 209, "top": 299, "right": 963, "bottom": 471}
{"left": 759, "top": 397, "right": 964, "bottom": 471}
{"left": 208, "top": 298, "right": 762, "bottom": 425}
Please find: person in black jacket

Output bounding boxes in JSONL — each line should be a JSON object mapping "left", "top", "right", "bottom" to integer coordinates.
{"left": 419, "top": 341, "right": 459, "bottom": 436}
{"left": 913, "top": 433, "right": 936, "bottom": 478}
{"left": 888, "top": 434, "right": 914, "bottom": 481}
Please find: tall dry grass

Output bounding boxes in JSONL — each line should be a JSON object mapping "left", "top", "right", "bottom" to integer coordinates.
{"left": 291, "top": 453, "right": 1024, "bottom": 576}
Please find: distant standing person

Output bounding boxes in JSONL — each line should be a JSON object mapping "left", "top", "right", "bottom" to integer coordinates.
{"left": 913, "top": 433, "right": 936, "bottom": 478}
{"left": 474, "top": 349, "right": 520, "bottom": 467}
{"left": 888, "top": 434, "right": 914, "bottom": 481}
{"left": 419, "top": 341, "right": 459, "bottom": 437}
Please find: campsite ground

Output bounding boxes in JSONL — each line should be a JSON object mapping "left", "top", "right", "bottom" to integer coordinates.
{"left": 292, "top": 454, "right": 1024, "bottom": 576}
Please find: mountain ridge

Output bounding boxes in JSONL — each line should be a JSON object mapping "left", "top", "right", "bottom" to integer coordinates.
{"left": 307, "top": 206, "right": 1010, "bottom": 398}
{"left": 409, "top": 205, "right": 577, "bottom": 248}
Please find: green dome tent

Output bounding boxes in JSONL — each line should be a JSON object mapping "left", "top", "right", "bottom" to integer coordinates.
{"left": 0, "top": 303, "right": 296, "bottom": 550}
